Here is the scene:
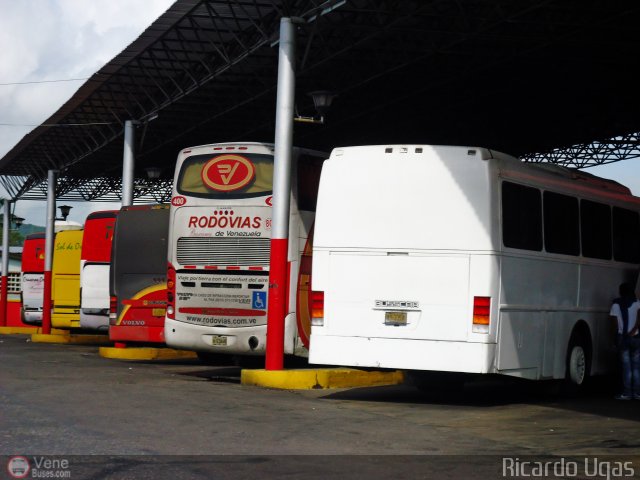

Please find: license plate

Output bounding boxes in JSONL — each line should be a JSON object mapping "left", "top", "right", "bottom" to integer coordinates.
{"left": 384, "top": 311, "right": 407, "bottom": 325}
{"left": 211, "top": 335, "right": 228, "bottom": 346}
{"left": 152, "top": 308, "right": 166, "bottom": 317}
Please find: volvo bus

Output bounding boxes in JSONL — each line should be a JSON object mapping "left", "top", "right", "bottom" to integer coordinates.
{"left": 309, "top": 145, "right": 640, "bottom": 387}
{"left": 51, "top": 229, "right": 83, "bottom": 329}
{"left": 164, "top": 142, "right": 325, "bottom": 358}
{"left": 109, "top": 204, "right": 169, "bottom": 344}
{"left": 80, "top": 210, "right": 118, "bottom": 331}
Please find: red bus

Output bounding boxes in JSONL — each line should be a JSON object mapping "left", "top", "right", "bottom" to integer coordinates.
{"left": 109, "top": 205, "right": 169, "bottom": 344}
{"left": 21, "top": 233, "right": 46, "bottom": 325}
{"left": 80, "top": 210, "right": 118, "bottom": 331}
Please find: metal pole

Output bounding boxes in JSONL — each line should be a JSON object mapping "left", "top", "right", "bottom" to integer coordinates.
{"left": 265, "top": 17, "right": 296, "bottom": 371}
{"left": 42, "top": 169, "right": 57, "bottom": 335}
{"left": 0, "top": 200, "right": 10, "bottom": 326}
{"left": 122, "top": 120, "right": 135, "bottom": 207}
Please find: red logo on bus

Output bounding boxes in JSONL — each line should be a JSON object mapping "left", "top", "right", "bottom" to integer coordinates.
{"left": 171, "top": 196, "right": 187, "bottom": 206}
{"left": 201, "top": 155, "right": 255, "bottom": 192}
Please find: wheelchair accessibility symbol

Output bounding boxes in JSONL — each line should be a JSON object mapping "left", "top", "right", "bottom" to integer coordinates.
{"left": 252, "top": 291, "right": 267, "bottom": 309}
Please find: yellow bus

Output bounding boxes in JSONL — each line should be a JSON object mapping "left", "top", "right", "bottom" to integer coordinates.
{"left": 52, "top": 229, "right": 83, "bottom": 329}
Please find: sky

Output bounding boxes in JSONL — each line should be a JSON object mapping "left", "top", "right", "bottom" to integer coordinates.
{"left": 0, "top": 0, "right": 175, "bottom": 226}
{"left": 0, "top": 0, "right": 639, "bottom": 227}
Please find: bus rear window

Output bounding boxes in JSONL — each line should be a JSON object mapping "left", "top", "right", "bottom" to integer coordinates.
{"left": 177, "top": 153, "right": 274, "bottom": 199}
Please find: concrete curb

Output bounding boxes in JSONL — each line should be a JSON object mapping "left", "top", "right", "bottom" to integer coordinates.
{"left": 0, "top": 327, "right": 38, "bottom": 335}
{"left": 99, "top": 346, "right": 198, "bottom": 361}
{"left": 31, "top": 332, "right": 111, "bottom": 345}
{"left": 241, "top": 368, "right": 405, "bottom": 390}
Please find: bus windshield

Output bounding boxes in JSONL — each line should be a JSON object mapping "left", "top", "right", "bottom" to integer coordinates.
{"left": 177, "top": 152, "right": 274, "bottom": 199}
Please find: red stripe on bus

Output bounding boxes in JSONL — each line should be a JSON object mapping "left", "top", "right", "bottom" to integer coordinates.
{"left": 226, "top": 266, "right": 241, "bottom": 270}
{"left": 184, "top": 266, "right": 196, "bottom": 269}
{"left": 248, "top": 267, "right": 264, "bottom": 271}
{"left": 204, "top": 266, "right": 218, "bottom": 270}
{"left": 178, "top": 307, "right": 266, "bottom": 316}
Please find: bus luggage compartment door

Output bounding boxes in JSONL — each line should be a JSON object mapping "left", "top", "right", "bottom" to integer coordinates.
{"left": 322, "top": 252, "right": 470, "bottom": 341}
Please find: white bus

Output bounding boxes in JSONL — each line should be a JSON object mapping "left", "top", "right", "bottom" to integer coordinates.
{"left": 164, "top": 142, "right": 325, "bottom": 359}
{"left": 309, "top": 145, "right": 640, "bottom": 386}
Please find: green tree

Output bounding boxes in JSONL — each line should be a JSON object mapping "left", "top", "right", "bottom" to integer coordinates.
{"left": 0, "top": 228, "right": 25, "bottom": 247}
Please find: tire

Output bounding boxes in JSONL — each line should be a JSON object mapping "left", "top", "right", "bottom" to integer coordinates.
{"left": 566, "top": 335, "right": 591, "bottom": 387}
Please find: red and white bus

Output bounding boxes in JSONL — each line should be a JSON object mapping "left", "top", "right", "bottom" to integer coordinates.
{"left": 109, "top": 204, "right": 170, "bottom": 344}
{"left": 80, "top": 210, "right": 118, "bottom": 331}
{"left": 21, "top": 233, "right": 46, "bottom": 325}
{"left": 164, "top": 142, "right": 325, "bottom": 358}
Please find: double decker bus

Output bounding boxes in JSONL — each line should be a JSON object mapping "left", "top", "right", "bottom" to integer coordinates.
{"left": 164, "top": 142, "right": 325, "bottom": 358}
{"left": 309, "top": 145, "right": 640, "bottom": 387}
{"left": 80, "top": 210, "right": 118, "bottom": 331}
{"left": 109, "top": 204, "right": 169, "bottom": 344}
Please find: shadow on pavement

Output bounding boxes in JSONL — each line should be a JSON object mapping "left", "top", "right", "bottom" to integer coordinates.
{"left": 320, "top": 374, "right": 640, "bottom": 423}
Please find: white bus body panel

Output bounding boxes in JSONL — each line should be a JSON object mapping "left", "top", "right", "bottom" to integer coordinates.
{"left": 21, "top": 273, "right": 44, "bottom": 324}
{"left": 80, "top": 262, "right": 110, "bottom": 331}
{"left": 310, "top": 145, "right": 628, "bottom": 380}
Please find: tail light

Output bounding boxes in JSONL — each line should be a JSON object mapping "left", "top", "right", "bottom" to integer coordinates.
{"left": 311, "top": 291, "right": 324, "bottom": 326}
{"left": 167, "top": 262, "right": 176, "bottom": 319}
{"left": 109, "top": 296, "right": 118, "bottom": 324}
{"left": 472, "top": 296, "right": 490, "bottom": 333}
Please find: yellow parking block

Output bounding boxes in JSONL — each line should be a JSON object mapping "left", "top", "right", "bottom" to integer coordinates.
{"left": 99, "top": 346, "right": 197, "bottom": 361}
{"left": 241, "top": 368, "right": 405, "bottom": 390}
{"left": 0, "top": 326, "right": 38, "bottom": 335}
{"left": 31, "top": 331, "right": 111, "bottom": 345}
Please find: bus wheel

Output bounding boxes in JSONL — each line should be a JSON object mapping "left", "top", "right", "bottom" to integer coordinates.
{"left": 566, "top": 334, "right": 591, "bottom": 387}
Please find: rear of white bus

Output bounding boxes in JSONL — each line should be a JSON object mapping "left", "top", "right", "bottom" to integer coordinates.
{"left": 309, "top": 145, "right": 501, "bottom": 374}
{"left": 165, "top": 143, "right": 280, "bottom": 355}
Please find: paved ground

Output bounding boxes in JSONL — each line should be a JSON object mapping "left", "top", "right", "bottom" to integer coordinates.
{"left": 1, "top": 334, "right": 639, "bottom": 479}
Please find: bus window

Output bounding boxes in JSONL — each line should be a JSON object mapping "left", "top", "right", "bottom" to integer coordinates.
{"left": 581, "top": 199, "right": 612, "bottom": 260}
{"left": 613, "top": 207, "right": 640, "bottom": 263}
{"left": 543, "top": 191, "right": 579, "bottom": 256}
{"left": 177, "top": 153, "right": 274, "bottom": 198}
{"left": 502, "top": 181, "right": 542, "bottom": 251}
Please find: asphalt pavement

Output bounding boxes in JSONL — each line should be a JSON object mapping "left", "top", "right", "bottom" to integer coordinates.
{"left": 1, "top": 334, "right": 639, "bottom": 479}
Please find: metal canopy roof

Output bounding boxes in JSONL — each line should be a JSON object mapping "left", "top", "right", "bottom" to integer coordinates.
{"left": 1, "top": 0, "right": 640, "bottom": 202}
